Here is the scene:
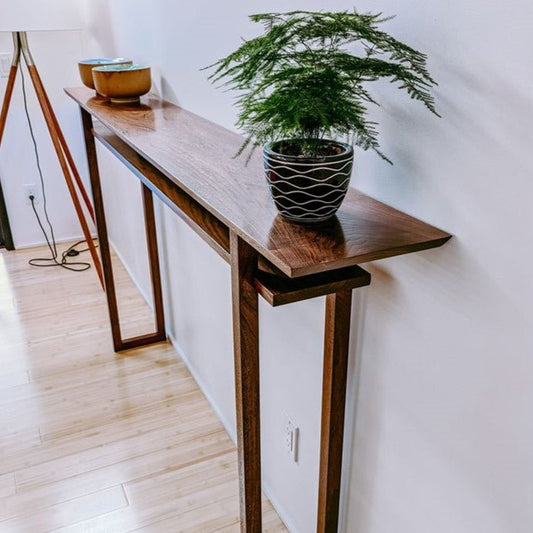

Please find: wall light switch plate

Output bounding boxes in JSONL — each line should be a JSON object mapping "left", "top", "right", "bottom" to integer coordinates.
{"left": 0, "top": 53, "right": 11, "bottom": 78}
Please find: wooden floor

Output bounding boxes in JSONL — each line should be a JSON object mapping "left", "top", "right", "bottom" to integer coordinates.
{"left": 0, "top": 244, "right": 287, "bottom": 532}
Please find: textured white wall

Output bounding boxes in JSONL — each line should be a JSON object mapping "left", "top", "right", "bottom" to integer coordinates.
{"left": 0, "top": 30, "right": 89, "bottom": 248}
{"left": 83, "top": 1, "right": 533, "bottom": 532}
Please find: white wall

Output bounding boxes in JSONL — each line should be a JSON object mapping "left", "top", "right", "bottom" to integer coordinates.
{"left": 83, "top": 2, "right": 533, "bottom": 532}
{"left": 0, "top": 30, "right": 89, "bottom": 248}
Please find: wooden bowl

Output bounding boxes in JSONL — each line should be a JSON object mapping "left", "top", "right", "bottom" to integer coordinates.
{"left": 92, "top": 64, "right": 151, "bottom": 105}
{"left": 78, "top": 58, "right": 132, "bottom": 93}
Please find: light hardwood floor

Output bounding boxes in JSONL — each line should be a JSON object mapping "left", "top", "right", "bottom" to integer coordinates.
{"left": 0, "top": 244, "right": 287, "bottom": 532}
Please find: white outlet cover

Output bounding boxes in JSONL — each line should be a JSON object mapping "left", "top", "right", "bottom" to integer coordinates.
{"left": 24, "top": 184, "right": 40, "bottom": 206}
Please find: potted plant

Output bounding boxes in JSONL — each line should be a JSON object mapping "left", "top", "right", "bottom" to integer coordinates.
{"left": 207, "top": 9, "right": 439, "bottom": 223}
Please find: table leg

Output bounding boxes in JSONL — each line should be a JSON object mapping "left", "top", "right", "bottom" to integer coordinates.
{"left": 141, "top": 183, "right": 166, "bottom": 339}
{"left": 230, "top": 232, "right": 262, "bottom": 532}
{"left": 81, "top": 109, "right": 122, "bottom": 348}
{"left": 317, "top": 289, "right": 352, "bottom": 533}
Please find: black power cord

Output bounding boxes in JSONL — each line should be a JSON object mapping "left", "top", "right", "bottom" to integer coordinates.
{"left": 20, "top": 64, "right": 94, "bottom": 272}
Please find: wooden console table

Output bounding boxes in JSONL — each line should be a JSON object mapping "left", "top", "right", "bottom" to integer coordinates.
{"left": 66, "top": 87, "right": 451, "bottom": 533}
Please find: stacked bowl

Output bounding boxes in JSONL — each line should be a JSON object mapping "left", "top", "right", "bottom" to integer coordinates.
{"left": 78, "top": 57, "right": 151, "bottom": 105}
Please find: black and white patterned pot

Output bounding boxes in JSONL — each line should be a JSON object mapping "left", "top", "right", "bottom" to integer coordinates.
{"left": 264, "top": 140, "right": 354, "bottom": 224}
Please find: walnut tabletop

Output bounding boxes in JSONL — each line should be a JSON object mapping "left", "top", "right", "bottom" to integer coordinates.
{"left": 66, "top": 87, "right": 451, "bottom": 277}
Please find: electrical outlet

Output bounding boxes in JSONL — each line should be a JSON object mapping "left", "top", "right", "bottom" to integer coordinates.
{"left": 285, "top": 417, "right": 299, "bottom": 463}
{"left": 0, "top": 53, "right": 11, "bottom": 78}
{"left": 24, "top": 184, "right": 40, "bottom": 206}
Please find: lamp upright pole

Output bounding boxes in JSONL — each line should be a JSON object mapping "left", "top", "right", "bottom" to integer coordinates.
{"left": 0, "top": 31, "right": 104, "bottom": 288}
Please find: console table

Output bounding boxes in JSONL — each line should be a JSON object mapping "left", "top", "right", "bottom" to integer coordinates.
{"left": 66, "top": 86, "right": 451, "bottom": 533}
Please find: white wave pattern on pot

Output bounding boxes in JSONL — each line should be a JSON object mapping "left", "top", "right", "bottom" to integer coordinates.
{"left": 267, "top": 176, "right": 351, "bottom": 193}
{"left": 265, "top": 158, "right": 353, "bottom": 171}
{"left": 264, "top": 156, "right": 353, "bottom": 222}
{"left": 275, "top": 193, "right": 347, "bottom": 207}
{"left": 276, "top": 204, "right": 342, "bottom": 217}
{"left": 262, "top": 155, "right": 352, "bottom": 167}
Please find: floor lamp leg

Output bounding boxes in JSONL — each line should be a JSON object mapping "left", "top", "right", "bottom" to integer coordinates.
{"left": 25, "top": 62, "right": 104, "bottom": 288}
{"left": 0, "top": 34, "right": 20, "bottom": 145}
{"left": 0, "top": 66, "right": 18, "bottom": 145}
{"left": 30, "top": 66, "right": 96, "bottom": 224}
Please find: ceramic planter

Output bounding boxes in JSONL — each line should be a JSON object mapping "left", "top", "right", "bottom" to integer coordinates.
{"left": 264, "top": 140, "right": 354, "bottom": 223}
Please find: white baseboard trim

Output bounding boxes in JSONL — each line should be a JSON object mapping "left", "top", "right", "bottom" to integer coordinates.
{"left": 166, "top": 330, "right": 236, "bottom": 442}
{"left": 14, "top": 234, "right": 89, "bottom": 250}
{"left": 109, "top": 239, "right": 153, "bottom": 308}
{"left": 262, "top": 480, "right": 300, "bottom": 533}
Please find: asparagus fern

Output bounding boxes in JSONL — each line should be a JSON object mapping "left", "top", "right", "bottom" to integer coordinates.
{"left": 206, "top": 9, "right": 439, "bottom": 162}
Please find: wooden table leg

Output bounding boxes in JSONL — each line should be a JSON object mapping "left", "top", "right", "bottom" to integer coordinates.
{"left": 230, "top": 232, "right": 262, "bottom": 532}
{"left": 81, "top": 109, "right": 123, "bottom": 349}
{"left": 141, "top": 183, "right": 166, "bottom": 339}
{"left": 317, "top": 289, "right": 352, "bottom": 533}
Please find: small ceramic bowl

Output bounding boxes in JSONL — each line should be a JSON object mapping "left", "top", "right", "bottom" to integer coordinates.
{"left": 92, "top": 64, "right": 151, "bottom": 105}
{"left": 78, "top": 58, "right": 132, "bottom": 93}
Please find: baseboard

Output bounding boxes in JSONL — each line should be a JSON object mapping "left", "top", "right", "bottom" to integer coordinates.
{"left": 109, "top": 239, "right": 153, "bottom": 308}
{"left": 166, "top": 330, "right": 237, "bottom": 442}
{"left": 262, "top": 481, "right": 300, "bottom": 533}
{"left": 14, "top": 234, "right": 89, "bottom": 250}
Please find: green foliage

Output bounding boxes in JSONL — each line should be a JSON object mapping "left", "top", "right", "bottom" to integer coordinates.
{"left": 206, "top": 9, "right": 439, "bottom": 162}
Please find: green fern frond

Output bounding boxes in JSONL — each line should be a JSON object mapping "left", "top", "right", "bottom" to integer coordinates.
{"left": 206, "top": 9, "right": 439, "bottom": 162}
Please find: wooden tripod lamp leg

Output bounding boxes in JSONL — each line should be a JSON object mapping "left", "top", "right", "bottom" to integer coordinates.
{"left": 0, "top": 33, "right": 21, "bottom": 145}
{"left": 19, "top": 33, "right": 104, "bottom": 288}
{"left": 0, "top": 67, "right": 18, "bottom": 145}
{"left": 30, "top": 65, "right": 96, "bottom": 223}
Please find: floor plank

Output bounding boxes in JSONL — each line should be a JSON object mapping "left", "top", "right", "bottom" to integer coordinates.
{"left": 0, "top": 473, "right": 16, "bottom": 498}
{"left": 1, "top": 485, "right": 128, "bottom": 532}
